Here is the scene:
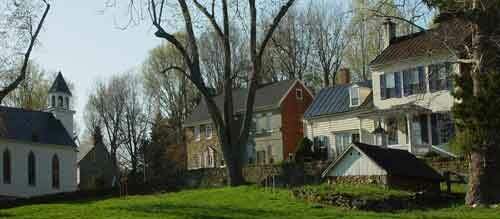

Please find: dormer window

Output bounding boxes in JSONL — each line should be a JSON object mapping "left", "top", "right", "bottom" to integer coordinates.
{"left": 350, "top": 86, "right": 360, "bottom": 107}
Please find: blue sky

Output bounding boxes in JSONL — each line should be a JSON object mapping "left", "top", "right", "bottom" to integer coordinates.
{"left": 32, "top": 0, "right": 163, "bottom": 133}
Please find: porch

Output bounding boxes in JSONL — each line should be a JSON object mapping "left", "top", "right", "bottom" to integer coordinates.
{"left": 357, "top": 103, "right": 455, "bottom": 157}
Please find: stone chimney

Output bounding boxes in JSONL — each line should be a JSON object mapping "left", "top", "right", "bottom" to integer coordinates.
{"left": 336, "top": 68, "right": 351, "bottom": 85}
{"left": 383, "top": 18, "right": 396, "bottom": 49}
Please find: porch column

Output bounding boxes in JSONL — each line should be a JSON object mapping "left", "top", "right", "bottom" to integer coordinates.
{"left": 406, "top": 113, "right": 412, "bottom": 153}
{"left": 427, "top": 113, "right": 433, "bottom": 147}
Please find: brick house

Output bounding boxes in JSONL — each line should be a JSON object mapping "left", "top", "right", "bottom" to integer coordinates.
{"left": 184, "top": 80, "right": 313, "bottom": 170}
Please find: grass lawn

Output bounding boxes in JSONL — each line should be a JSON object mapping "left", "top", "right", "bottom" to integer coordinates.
{"left": 1, "top": 186, "right": 499, "bottom": 219}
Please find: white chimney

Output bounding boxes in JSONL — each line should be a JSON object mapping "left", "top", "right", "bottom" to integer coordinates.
{"left": 383, "top": 18, "right": 396, "bottom": 49}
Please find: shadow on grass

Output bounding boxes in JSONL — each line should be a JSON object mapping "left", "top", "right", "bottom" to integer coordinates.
{"left": 113, "top": 202, "right": 282, "bottom": 219}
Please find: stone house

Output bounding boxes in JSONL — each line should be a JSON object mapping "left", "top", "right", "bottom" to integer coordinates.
{"left": 77, "top": 131, "right": 116, "bottom": 191}
{"left": 0, "top": 73, "right": 77, "bottom": 197}
{"left": 322, "top": 142, "right": 442, "bottom": 192}
{"left": 304, "top": 19, "right": 464, "bottom": 159}
{"left": 184, "top": 80, "right": 314, "bottom": 169}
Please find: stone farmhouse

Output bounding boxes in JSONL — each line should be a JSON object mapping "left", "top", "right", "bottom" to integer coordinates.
{"left": 184, "top": 80, "right": 313, "bottom": 170}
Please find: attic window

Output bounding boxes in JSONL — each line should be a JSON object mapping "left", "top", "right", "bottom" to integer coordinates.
{"left": 296, "top": 89, "right": 303, "bottom": 100}
{"left": 350, "top": 86, "right": 360, "bottom": 107}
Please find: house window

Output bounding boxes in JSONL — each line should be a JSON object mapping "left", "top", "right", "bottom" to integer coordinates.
{"left": 265, "top": 113, "right": 272, "bottom": 132}
{"left": 431, "top": 113, "right": 454, "bottom": 145}
{"left": 313, "top": 135, "right": 330, "bottom": 160}
{"left": 411, "top": 115, "right": 429, "bottom": 145}
{"left": 205, "top": 125, "right": 213, "bottom": 139}
{"left": 386, "top": 118, "right": 399, "bottom": 145}
{"left": 52, "top": 154, "right": 60, "bottom": 189}
{"left": 350, "top": 86, "right": 360, "bottom": 106}
{"left": 255, "top": 114, "right": 261, "bottom": 133}
{"left": 256, "top": 151, "right": 266, "bottom": 165}
{"left": 194, "top": 126, "right": 200, "bottom": 141}
{"left": 28, "top": 151, "right": 36, "bottom": 186}
{"left": 429, "top": 63, "right": 453, "bottom": 92}
{"left": 403, "top": 67, "right": 425, "bottom": 96}
{"left": 3, "top": 149, "right": 11, "bottom": 184}
{"left": 380, "top": 72, "right": 402, "bottom": 99}
{"left": 267, "top": 145, "right": 273, "bottom": 164}
{"left": 296, "top": 89, "right": 303, "bottom": 100}
{"left": 334, "top": 133, "right": 356, "bottom": 156}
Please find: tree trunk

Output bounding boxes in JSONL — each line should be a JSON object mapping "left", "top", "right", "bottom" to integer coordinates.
{"left": 226, "top": 153, "right": 245, "bottom": 186}
{"left": 466, "top": 147, "right": 500, "bottom": 206}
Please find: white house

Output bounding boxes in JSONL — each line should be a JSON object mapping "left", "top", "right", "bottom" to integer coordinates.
{"left": 304, "top": 19, "right": 463, "bottom": 159}
{"left": 0, "top": 72, "right": 77, "bottom": 198}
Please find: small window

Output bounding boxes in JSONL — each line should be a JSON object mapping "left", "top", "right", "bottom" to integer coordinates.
{"left": 52, "top": 154, "right": 60, "bottom": 189}
{"left": 58, "top": 96, "right": 64, "bottom": 107}
{"left": 28, "top": 151, "right": 36, "bottom": 186}
{"left": 51, "top": 96, "right": 56, "bottom": 108}
{"left": 350, "top": 86, "right": 360, "bottom": 106}
{"left": 296, "top": 89, "right": 303, "bottom": 100}
{"left": 265, "top": 113, "right": 272, "bottom": 132}
{"left": 3, "top": 149, "right": 11, "bottom": 184}
{"left": 194, "top": 126, "right": 200, "bottom": 141}
{"left": 386, "top": 118, "right": 399, "bottom": 145}
{"left": 65, "top": 97, "right": 70, "bottom": 109}
{"left": 205, "top": 125, "right": 213, "bottom": 139}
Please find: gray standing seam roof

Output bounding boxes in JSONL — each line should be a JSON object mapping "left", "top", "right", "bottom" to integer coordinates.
{"left": 304, "top": 81, "right": 373, "bottom": 119}
{"left": 0, "top": 106, "right": 76, "bottom": 147}
{"left": 184, "top": 80, "right": 297, "bottom": 125}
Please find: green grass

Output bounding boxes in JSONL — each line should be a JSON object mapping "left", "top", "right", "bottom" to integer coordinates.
{"left": 1, "top": 186, "right": 499, "bottom": 219}
{"left": 297, "top": 183, "right": 413, "bottom": 200}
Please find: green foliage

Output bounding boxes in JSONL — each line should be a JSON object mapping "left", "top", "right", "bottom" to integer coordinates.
{"left": 295, "top": 137, "right": 313, "bottom": 163}
{"left": 451, "top": 70, "right": 500, "bottom": 152}
{"left": 2, "top": 186, "right": 500, "bottom": 218}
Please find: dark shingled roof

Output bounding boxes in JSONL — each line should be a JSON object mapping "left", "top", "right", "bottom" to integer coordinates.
{"left": 370, "top": 20, "right": 470, "bottom": 66}
{"left": 0, "top": 106, "right": 76, "bottom": 147}
{"left": 184, "top": 80, "right": 297, "bottom": 125}
{"left": 49, "top": 72, "right": 72, "bottom": 96}
{"left": 304, "top": 81, "right": 373, "bottom": 119}
{"left": 328, "top": 142, "right": 442, "bottom": 180}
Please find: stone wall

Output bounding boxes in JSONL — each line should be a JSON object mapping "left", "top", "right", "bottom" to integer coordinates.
{"left": 182, "top": 161, "right": 331, "bottom": 188}
{"left": 325, "top": 176, "right": 388, "bottom": 186}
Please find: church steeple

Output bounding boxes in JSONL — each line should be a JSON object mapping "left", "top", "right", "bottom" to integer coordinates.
{"left": 47, "top": 72, "right": 74, "bottom": 137}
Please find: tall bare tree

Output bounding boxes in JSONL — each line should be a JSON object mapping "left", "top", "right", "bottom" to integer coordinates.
{"left": 115, "top": 0, "right": 295, "bottom": 185}
{"left": 3, "top": 61, "right": 50, "bottom": 110}
{"left": 0, "top": 0, "right": 50, "bottom": 103}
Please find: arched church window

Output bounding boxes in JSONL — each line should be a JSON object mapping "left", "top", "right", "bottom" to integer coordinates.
{"left": 58, "top": 96, "right": 63, "bottom": 108}
{"left": 52, "top": 154, "right": 60, "bottom": 189}
{"left": 51, "top": 96, "right": 56, "bottom": 108}
{"left": 28, "top": 151, "right": 36, "bottom": 186}
{"left": 3, "top": 149, "right": 11, "bottom": 184}
{"left": 65, "top": 97, "right": 69, "bottom": 109}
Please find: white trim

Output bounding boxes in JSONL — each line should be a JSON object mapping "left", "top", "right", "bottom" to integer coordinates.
{"left": 321, "top": 143, "right": 386, "bottom": 178}
{"left": 277, "top": 80, "right": 314, "bottom": 106}
{"left": 349, "top": 85, "right": 360, "bottom": 107}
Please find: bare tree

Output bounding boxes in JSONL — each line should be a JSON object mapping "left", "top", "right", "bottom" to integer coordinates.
{"left": 113, "top": 0, "right": 295, "bottom": 185}
{"left": 308, "top": 0, "right": 347, "bottom": 87}
{"left": 3, "top": 61, "right": 50, "bottom": 110}
{"left": 0, "top": 0, "right": 50, "bottom": 103}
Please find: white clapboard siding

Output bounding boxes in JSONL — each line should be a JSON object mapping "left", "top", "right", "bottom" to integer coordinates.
{"left": 307, "top": 116, "right": 375, "bottom": 148}
{"left": 326, "top": 147, "right": 387, "bottom": 176}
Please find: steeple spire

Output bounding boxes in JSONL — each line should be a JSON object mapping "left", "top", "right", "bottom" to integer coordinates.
{"left": 49, "top": 72, "right": 72, "bottom": 96}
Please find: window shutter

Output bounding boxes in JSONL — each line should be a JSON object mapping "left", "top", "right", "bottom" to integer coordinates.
{"left": 431, "top": 114, "right": 439, "bottom": 145}
{"left": 380, "top": 74, "right": 386, "bottom": 100}
{"left": 418, "top": 66, "right": 425, "bottom": 92}
{"left": 420, "top": 115, "right": 429, "bottom": 144}
{"left": 429, "top": 65, "right": 437, "bottom": 92}
{"left": 394, "top": 72, "right": 402, "bottom": 98}
{"left": 403, "top": 70, "right": 410, "bottom": 96}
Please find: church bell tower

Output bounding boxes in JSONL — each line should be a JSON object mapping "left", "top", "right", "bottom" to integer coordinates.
{"left": 47, "top": 72, "right": 75, "bottom": 137}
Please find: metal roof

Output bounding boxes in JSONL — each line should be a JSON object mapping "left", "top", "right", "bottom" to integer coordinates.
{"left": 0, "top": 106, "right": 76, "bottom": 147}
{"left": 49, "top": 72, "right": 72, "bottom": 96}
{"left": 304, "top": 82, "right": 373, "bottom": 119}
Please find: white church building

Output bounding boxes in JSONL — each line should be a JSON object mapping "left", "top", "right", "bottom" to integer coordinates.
{"left": 0, "top": 72, "right": 77, "bottom": 198}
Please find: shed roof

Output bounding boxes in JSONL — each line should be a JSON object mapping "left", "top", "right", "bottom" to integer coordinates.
{"left": 0, "top": 106, "right": 76, "bottom": 147}
{"left": 323, "top": 142, "right": 442, "bottom": 181}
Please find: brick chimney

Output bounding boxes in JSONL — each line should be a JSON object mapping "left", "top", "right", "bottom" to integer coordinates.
{"left": 336, "top": 68, "right": 351, "bottom": 85}
{"left": 383, "top": 18, "right": 396, "bottom": 49}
